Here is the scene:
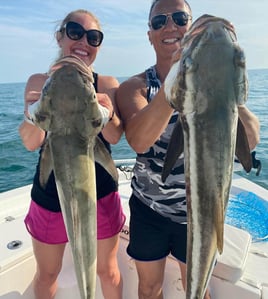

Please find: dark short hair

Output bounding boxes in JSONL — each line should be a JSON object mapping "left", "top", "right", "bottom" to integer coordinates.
{"left": 148, "top": 0, "right": 192, "bottom": 20}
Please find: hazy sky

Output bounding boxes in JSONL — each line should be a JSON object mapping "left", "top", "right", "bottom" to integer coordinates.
{"left": 0, "top": 0, "right": 267, "bottom": 83}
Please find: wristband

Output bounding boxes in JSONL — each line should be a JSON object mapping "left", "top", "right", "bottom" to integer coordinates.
{"left": 28, "top": 99, "right": 41, "bottom": 118}
{"left": 24, "top": 99, "right": 41, "bottom": 125}
{"left": 98, "top": 103, "right": 110, "bottom": 126}
{"left": 164, "top": 60, "right": 180, "bottom": 108}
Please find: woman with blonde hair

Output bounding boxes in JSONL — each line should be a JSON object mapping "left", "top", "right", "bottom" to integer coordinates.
{"left": 19, "top": 9, "right": 125, "bottom": 299}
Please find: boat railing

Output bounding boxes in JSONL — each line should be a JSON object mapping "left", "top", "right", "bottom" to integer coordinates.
{"left": 115, "top": 159, "right": 135, "bottom": 180}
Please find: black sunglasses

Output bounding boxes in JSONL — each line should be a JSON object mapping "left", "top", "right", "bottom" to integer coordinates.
{"left": 62, "top": 21, "right": 104, "bottom": 47}
{"left": 149, "top": 11, "right": 192, "bottom": 30}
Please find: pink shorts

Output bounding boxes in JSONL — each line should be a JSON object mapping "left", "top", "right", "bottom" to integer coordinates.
{"left": 24, "top": 192, "right": 126, "bottom": 244}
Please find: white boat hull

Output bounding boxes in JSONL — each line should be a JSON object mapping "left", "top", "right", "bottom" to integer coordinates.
{"left": 0, "top": 164, "right": 268, "bottom": 299}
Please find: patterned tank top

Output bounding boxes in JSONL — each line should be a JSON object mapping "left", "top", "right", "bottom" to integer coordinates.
{"left": 131, "top": 66, "right": 187, "bottom": 223}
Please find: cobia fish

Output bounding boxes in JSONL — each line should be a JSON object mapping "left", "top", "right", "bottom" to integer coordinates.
{"left": 163, "top": 15, "right": 252, "bottom": 299}
{"left": 29, "top": 55, "right": 118, "bottom": 299}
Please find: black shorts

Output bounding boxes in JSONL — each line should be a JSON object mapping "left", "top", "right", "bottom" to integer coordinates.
{"left": 127, "top": 194, "right": 187, "bottom": 263}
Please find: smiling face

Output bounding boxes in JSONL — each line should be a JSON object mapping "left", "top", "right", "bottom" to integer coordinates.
{"left": 57, "top": 11, "right": 102, "bottom": 66}
{"left": 148, "top": 0, "right": 192, "bottom": 61}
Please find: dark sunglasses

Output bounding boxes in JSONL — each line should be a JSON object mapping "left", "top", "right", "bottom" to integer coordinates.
{"left": 62, "top": 21, "right": 104, "bottom": 47}
{"left": 149, "top": 11, "right": 192, "bottom": 30}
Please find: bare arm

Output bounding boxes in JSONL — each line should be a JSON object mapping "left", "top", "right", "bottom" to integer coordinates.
{"left": 238, "top": 105, "right": 260, "bottom": 150}
{"left": 116, "top": 74, "right": 174, "bottom": 153}
{"left": 18, "top": 74, "right": 47, "bottom": 151}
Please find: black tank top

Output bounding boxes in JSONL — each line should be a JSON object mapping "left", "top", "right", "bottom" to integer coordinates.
{"left": 31, "top": 72, "right": 117, "bottom": 212}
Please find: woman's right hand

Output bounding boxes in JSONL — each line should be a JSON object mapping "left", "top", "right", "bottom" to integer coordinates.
{"left": 19, "top": 74, "right": 48, "bottom": 151}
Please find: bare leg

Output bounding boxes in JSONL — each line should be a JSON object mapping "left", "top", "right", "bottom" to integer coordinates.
{"left": 135, "top": 258, "right": 166, "bottom": 299}
{"left": 97, "top": 234, "right": 122, "bottom": 299}
{"left": 32, "top": 238, "right": 66, "bottom": 299}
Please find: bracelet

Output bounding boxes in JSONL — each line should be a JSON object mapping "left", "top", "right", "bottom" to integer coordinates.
{"left": 109, "top": 110, "right": 115, "bottom": 122}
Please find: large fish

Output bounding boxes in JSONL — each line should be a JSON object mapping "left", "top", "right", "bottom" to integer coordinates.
{"left": 29, "top": 55, "right": 118, "bottom": 299}
{"left": 163, "top": 15, "right": 252, "bottom": 299}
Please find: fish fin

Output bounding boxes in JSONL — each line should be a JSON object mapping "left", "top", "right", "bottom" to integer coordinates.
{"left": 216, "top": 203, "right": 225, "bottom": 254}
{"left": 94, "top": 137, "right": 119, "bottom": 183}
{"left": 235, "top": 118, "right": 252, "bottom": 173}
{"left": 39, "top": 139, "right": 53, "bottom": 188}
{"left": 162, "top": 120, "right": 184, "bottom": 182}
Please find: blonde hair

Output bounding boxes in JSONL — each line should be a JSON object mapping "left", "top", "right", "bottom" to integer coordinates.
{"left": 54, "top": 9, "right": 101, "bottom": 60}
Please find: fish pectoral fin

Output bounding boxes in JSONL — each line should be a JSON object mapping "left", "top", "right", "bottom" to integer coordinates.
{"left": 39, "top": 139, "right": 53, "bottom": 188}
{"left": 235, "top": 118, "right": 252, "bottom": 173}
{"left": 162, "top": 120, "right": 184, "bottom": 182}
{"left": 94, "top": 137, "right": 119, "bottom": 183}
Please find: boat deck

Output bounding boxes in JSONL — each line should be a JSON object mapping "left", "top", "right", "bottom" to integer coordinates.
{"left": 0, "top": 168, "right": 268, "bottom": 299}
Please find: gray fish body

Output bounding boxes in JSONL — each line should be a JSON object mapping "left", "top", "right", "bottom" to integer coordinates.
{"left": 30, "top": 56, "right": 117, "bottom": 299}
{"left": 164, "top": 15, "right": 251, "bottom": 299}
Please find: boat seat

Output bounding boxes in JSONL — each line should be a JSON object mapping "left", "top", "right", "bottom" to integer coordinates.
{"left": 213, "top": 224, "right": 251, "bottom": 283}
{"left": 0, "top": 215, "right": 33, "bottom": 273}
{"left": 262, "top": 286, "right": 268, "bottom": 299}
{"left": 119, "top": 178, "right": 252, "bottom": 284}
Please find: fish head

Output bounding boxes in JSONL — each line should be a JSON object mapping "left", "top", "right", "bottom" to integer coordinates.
{"left": 165, "top": 14, "right": 248, "bottom": 115}
{"left": 35, "top": 59, "right": 103, "bottom": 138}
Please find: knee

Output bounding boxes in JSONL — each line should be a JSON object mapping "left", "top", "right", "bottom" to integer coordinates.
{"left": 138, "top": 282, "right": 162, "bottom": 299}
{"left": 35, "top": 265, "right": 62, "bottom": 285}
{"left": 203, "top": 288, "right": 211, "bottom": 299}
{"left": 36, "top": 271, "right": 59, "bottom": 285}
{"left": 97, "top": 265, "right": 120, "bottom": 285}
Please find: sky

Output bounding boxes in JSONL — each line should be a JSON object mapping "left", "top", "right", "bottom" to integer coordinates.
{"left": 0, "top": 0, "right": 267, "bottom": 83}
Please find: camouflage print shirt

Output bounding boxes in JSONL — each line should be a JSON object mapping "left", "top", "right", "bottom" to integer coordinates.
{"left": 131, "top": 66, "right": 187, "bottom": 223}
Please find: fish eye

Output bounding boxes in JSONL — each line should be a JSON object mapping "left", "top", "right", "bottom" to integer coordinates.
{"left": 92, "top": 119, "right": 102, "bottom": 128}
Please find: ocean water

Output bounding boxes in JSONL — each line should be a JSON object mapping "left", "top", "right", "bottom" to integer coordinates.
{"left": 0, "top": 70, "right": 267, "bottom": 193}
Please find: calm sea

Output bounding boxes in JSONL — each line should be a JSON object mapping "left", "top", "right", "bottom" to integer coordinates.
{"left": 0, "top": 71, "right": 267, "bottom": 193}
